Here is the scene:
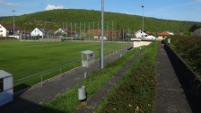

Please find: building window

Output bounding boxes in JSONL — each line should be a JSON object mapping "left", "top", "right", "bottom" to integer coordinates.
{"left": 0, "top": 79, "right": 3, "bottom": 92}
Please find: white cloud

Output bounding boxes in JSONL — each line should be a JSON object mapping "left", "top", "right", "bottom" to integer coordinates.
{"left": 0, "top": 0, "right": 18, "bottom": 6}
{"left": 45, "top": 4, "right": 65, "bottom": 10}
{"left": 197, "top": 0, "right": 201, "bottom": 2}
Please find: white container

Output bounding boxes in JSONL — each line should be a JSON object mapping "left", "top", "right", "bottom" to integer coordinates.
{"left": 0, "top": 70, "right": 13, "bottom": 106}
{"left": 78, "top": 85, "right": 86, "bottom": 101}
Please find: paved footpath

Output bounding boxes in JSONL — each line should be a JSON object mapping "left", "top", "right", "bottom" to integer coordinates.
{"left": 155, "top": 42, "right": 192, "bottom": 113}
{"left": 74, "top": 47, "right": 145, "bottom": 113}
{"left": 0, "top": 47, "right": 130, "bottom": 113}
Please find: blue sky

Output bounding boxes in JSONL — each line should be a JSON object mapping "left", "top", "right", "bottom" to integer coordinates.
{"left": 0, "top": 0, "right": 201, "bottom": 22}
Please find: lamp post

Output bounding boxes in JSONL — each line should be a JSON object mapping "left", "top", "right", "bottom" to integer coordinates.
{"left": 12, "top": 10, "right": 15, "bottom": 35}
{"left": 141, "top": 5, "right": 144, "bottom": 31}
{"left": 101, "top": 0, "right": 104, "bottom": 69}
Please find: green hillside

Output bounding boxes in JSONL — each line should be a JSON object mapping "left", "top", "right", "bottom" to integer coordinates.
{"left": 0, "top": 9, "right": 201, "bottom": 34}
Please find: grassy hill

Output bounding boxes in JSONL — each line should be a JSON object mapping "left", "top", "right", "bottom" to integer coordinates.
{"left": 0, "top": 9, "right": 201, "bottom": 34}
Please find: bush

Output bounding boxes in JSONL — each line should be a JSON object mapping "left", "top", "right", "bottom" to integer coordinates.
{"left": 167, "top": 35, "right": 201, "bottom": 75}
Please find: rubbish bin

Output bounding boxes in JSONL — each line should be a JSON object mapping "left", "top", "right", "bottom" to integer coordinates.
{"left": 78, "top": 85, "right": 86, "bottom": 101}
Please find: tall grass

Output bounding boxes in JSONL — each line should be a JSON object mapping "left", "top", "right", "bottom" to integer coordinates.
{"left": 32, "top": 46, "right": 140, "bottom": 113}
{"left": 96, "top": 41, "right": 158, "bottom": 113}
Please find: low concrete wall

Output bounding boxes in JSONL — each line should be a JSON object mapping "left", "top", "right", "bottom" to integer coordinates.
{"left": 133, "top": 41, "right": 152, "bottom": 48}
{"left": 163, "top": 40, "right": 201, "bottom": 102}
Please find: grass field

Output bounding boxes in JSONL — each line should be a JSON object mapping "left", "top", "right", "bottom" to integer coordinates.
{"left": 0, "top": 41, "right": 130, "bottom": 91}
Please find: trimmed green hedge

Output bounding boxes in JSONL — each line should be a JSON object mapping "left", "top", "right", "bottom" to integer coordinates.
{"left": 167, "top": 35, "right": 201, "bottom": 76}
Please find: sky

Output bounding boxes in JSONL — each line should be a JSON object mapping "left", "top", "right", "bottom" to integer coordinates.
{"left": 0, "top": 0, "right": 201, "bottom": 22}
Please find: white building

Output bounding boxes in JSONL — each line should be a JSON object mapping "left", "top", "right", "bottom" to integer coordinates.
{"left": 135, "top": 30, "right": 156, "bottom": 41}
{"left": 135, "top": 30, "right": 147, "bottom": 39}
{"left": 0, "top": 24, "right": 8, "bottom": 37}
{"left": 31, "top": 28, "right": 44, "bottom": 38}
{"left": 158, "top": 31, "right": 174, "bottom": 40}
{"left": 54, "top": 28, "right": 67, "bottom": 34}
{"left": 0, "top": 24, "right": 20, "bottom": 38}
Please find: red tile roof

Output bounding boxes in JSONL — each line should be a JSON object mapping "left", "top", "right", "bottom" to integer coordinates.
{"left": 87, "top": 29, "right": 121, "bottom": 37}
{"left": 87, "top": 29, "right": 101, "bottom": 36}
{"left": 158, "top": 31, "right": 170, "bottom": 36}
{"left": 1, "top": 24, "right": 20, "bottom": 30}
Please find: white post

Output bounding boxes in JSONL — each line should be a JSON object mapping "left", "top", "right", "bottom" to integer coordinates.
{"left": 41, "top": 75, "right": 43, "bottom": 87}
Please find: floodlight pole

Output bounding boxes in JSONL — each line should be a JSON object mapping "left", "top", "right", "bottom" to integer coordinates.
{"left": 12, "top": 10, "right": 15, "bottom": 35}
{"left": 101, "top": 0, "right": 104, "bottom": 69}
{"left": 142, "top": 5, "right": 144, "bottom": 31}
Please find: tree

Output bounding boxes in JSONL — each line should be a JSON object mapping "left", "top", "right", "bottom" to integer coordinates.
{"left": 189, "top": 24, "right": 201, "bottom": 32}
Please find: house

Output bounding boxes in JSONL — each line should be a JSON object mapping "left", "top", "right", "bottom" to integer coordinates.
{"left": 87, "top": 29, "right": 101, "bottom": 36}
{"left": 55, "top": 28, "right": 77, "bottom": 36}
{"left": 0, "top": 24, "right": 8, "bottom": 37}
{"left": 0, "top": 24, "right": 20, "bottom": 38}
{"left": 87, "top": 29, "right": 121, "bottom": 40}
{"left": 31, "top": 28, "right": 44, "bottom": 38}
{"left": 135, "top": 30, "right": 156, "bottom": 41}
{"left": 158, "top": 31, "right": 174, "bottom": 40}
{"left": 135, "top": 30, "right": 148, "bottom": 39}
{"left": 192, "top": 28, "right": 201, "bottom": 37}
{"left": 21, "top": 30, "right": 32, "bottom": 36}
{"left": 65, "top": 29, "right": 76, "bottom": 35}
{"left": 54, "top": 28, "right": 67, "bottom": 35}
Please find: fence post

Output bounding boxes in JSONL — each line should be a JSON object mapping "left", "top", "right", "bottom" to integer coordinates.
{"left": 60, "top": 66, "right": 62, "bottom": 74}
{"left": 41, "top": 75, "right": 43, "bottom": 87}
{"left": 84, "top": 72, "right": 87, "bottom": 78}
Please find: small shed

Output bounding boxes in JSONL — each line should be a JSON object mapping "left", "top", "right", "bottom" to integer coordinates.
{"left": 81, "top": 50, "right": 95, "bottom": 67}
{"left": 0, "top": 70, "right": 13, "bottom": 106}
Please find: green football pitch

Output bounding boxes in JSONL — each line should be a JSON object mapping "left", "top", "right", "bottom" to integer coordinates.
{"left": 0, "top": 41, "right": 130, "bottom": 90}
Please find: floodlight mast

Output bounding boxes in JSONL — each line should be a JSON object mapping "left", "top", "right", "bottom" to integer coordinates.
{"left": 101, "top": 0, "right": 104, "bottom": 69}
{"left": 142, "top": 5, "right": 144, "bottom": 31}
{"left": 12, "top": 10, "right": 15, "bottom": 35}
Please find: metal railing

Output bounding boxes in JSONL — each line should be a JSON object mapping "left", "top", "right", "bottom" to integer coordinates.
{"left": 14, "top": 59, "right": 81, "bottom": 92}
{"left": 13, "top": 45, "right": 131, "bottom": 92}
